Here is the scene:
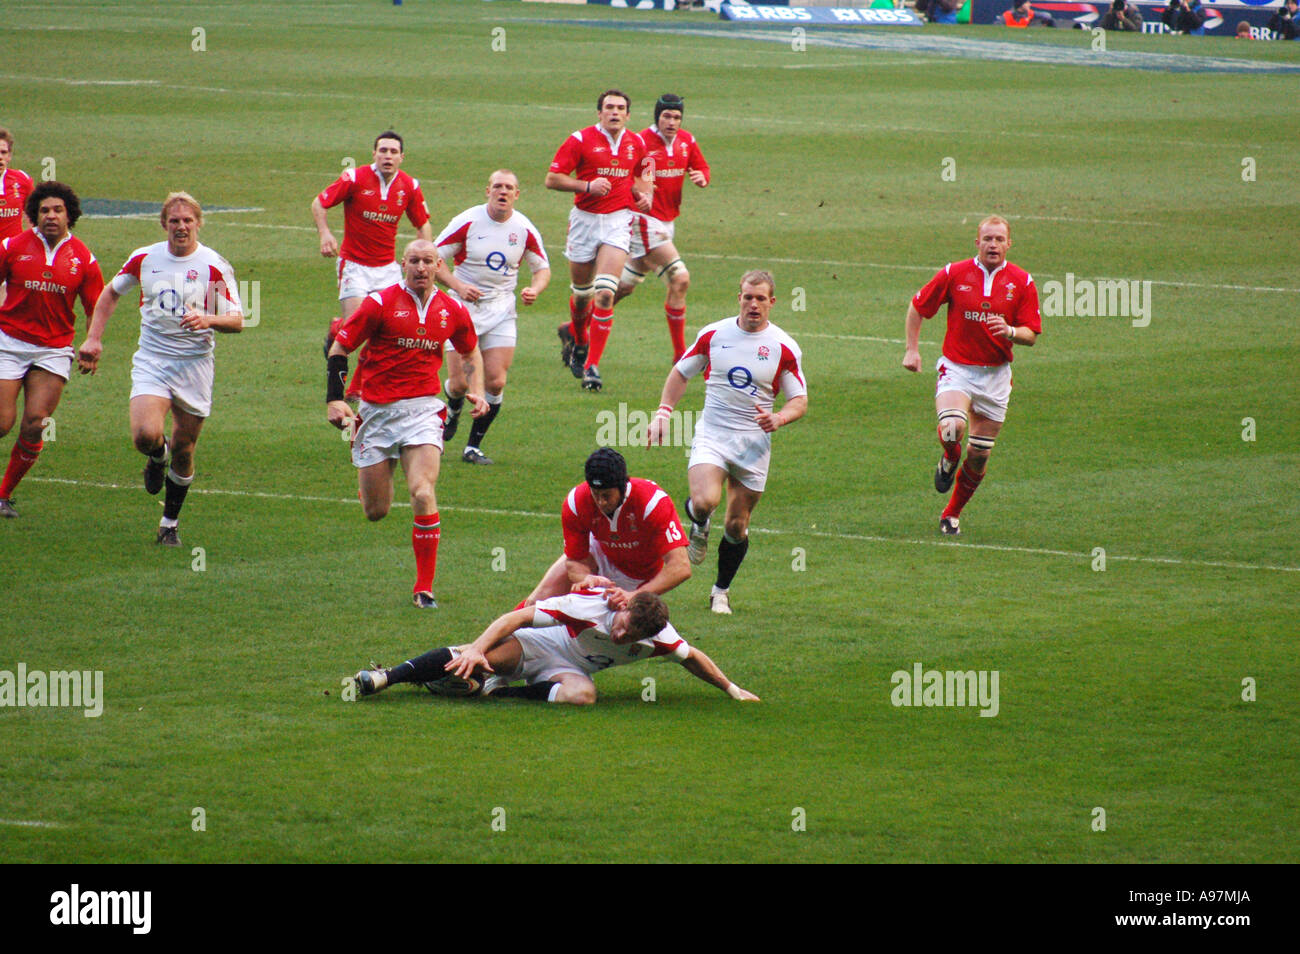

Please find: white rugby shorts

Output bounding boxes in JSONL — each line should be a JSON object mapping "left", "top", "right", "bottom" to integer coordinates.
{"left": 509, "top": 626, "right": 597, "bottom": 684}
{"left": 688, "top": 423, "right": 772, "bottom": 493}
{"left": 444, "top": 295, "right": 516, "bottom": 352}
{"left": 934, "top": 356, "right": 1012, "bottom": 423}
{"left": 565, "top": 207, "right": 633, "bottom": 262}
{"left": 130, "top": 349, "right": 214, "bottom": 418}
{"left": 628, "top": 214, "right": 676, "bottom": 260}
{"left": 338, "top": 259, "right": 401, "bottom": 301}
{"left": 0, "top": 326, "right": 74, "bottom": 381}
{"left": 352, "top": 396, "right": 446, "bottom": 468}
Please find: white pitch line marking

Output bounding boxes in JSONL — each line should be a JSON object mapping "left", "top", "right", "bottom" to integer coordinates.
{"left": 86, "top": 207, "right": 264, "bottom": 220}
{"left": 28, "top": 477, "right": 1298, "bottom": 574}
{"left": 0, "top": 818, "right": 67, "bottom": 829}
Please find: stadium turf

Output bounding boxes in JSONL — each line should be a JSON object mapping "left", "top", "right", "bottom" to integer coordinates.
{"left": 0, "top": 0, "right": 1296, "bottom": 864}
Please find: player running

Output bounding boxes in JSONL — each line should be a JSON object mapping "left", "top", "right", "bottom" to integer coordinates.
{"left": 902, "top": 215, "right": 1041, "bottom": 536}
{"left": 613, "top": 93, "right": 710, "bottom": 363}
{"left": 326, "top": 239, "right": 487, "bottom": 609}
{"left": 350, "top": 588, "right": 759, "bottom": 706}
{"left": 433, "top": 169, "right": 550, "bottom": 465}
{"left": 78, "top": 192, "right": 242, "bottom": 546}
{"left": 0, "top": 128, "right": 35, "bottom": 244}
{"left": 523, "top": 447, "right": 691, "bottom": 608}
{"left": 647, "top": 270, "right": 807, "bottom": 615}
{"left": 546, "top": 89, "right": 652, "bottom": 392}
{"left": 0, "top": 181, "right": 104, "bottom": 517}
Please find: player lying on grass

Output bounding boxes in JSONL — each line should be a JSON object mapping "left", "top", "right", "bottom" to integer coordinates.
{"left": 351, "top": 589, "right": 759, "bottom": 706}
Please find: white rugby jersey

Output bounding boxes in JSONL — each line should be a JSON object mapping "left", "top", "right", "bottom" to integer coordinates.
{"left": 435, "top": 205, "right": 548, "bottom": 304}
{"left": 675, "top": 317, "right": 806, "bottom": 432}
{"left": 530, "top": 591, "right": 689, "bottom": 674}
{"left": 110, "top": 241, "right": 241, "bottom": 358}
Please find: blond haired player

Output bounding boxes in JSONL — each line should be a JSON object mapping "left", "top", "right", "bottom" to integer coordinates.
{"left": 647, "top": 270, "right": 807, "bottom": 615}
{"left": 79, "top": 192, "right": 243, "bottom": 546}
{"left": 902, "top": 215, "right": 1042, "bottom": 536}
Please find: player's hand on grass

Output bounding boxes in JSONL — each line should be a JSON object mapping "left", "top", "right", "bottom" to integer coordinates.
{"left": 326, "top": 400, "right": 354, "bottom": 430}
{"left": 727, "top": 684, "right": 761, "bottom": 702}
{"left": 466, "top": 392, "right": 490, "bottom": 418}
{"left": 447, "top": 647, "right": 491, "bottom": 679}
{"left": 902, "top": 348, "right": 921, "bottom": 373}
{"left": 76, "top": 338, "right": 102, "bottom": 375}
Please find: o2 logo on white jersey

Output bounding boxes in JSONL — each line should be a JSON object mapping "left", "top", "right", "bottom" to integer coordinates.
{"left": 727, "top": 365, "right": 759, "bottom": 396}
{"left": 153, "top": 284, "right": 188, "bottom": 318}
{"left": 485, "top": 251, "right": 508, "bottom": 273}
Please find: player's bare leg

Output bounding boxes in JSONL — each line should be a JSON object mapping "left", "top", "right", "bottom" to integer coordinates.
{"left": 359, "top": 636, "right": 527, "bottom": 698}
{"left": 0, "top": 370, "right": 66, "bottom": 514}
{"left": 934, "top": 389, "right": 972, "bottom": 496}
{"left": 685, "top": 463, "right": 727, "bottom": 566}
{"left": 940, "top": 408, "right": 1003, "bottom": 536}
{"left": 463, "top": 346, "right": 512, "bottom": 464}
{"left": 580, "top": 243, "right": 630, "bottom": 391}
{"left": 618, "top": 242, "right": 690, "bottom": 362}
{"left": 401, "top": 442, "right": 442, "bottom": 607}
{"left": 711, "top": 477, "right": 762, "bottom": 614}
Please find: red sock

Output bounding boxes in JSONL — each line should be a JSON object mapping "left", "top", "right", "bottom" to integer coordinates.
{"left": 0, "top": 437, "right": 43, "bottom": 498}
{"left": 586, "top": 307, "right": 613, "bottom": 368}
{"left": 665, "top": 304, "right": 686, "bottom": 362}
{"left": 936, "top": 423, "right": 962, "bottom": 464}
{"left": 942, "top": 464, "right": 985, "bottom": 520}
{"left": 569, "top": 297, "right": 592, "bottom": 345}
{"left": 412, "top": 511, "right": 441, "bottom": 594}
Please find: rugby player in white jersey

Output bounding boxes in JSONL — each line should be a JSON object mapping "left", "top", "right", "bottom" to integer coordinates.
{"left": 350, "top": 588, "right": 759, "bottom": 706}
{"left": 433, "top": 169, "right": 549, "bottom": 465}
{"left": 78, "top": 192, "right": 243, "bottom": 546}
{"left": 646, "top": 270, "right": 807, "bottom": 615}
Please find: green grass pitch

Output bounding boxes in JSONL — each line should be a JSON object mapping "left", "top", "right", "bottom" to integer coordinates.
{"left": 0, "top": 0, "right": 1296, "bottom": 864}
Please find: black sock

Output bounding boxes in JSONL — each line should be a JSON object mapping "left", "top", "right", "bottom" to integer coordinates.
{"left": 685, "top": 498, "right": 708, "bottom": 528}
{"left": 493, "top": 681, "right": 556, "bottom": 701}
{"left": 447, "top": 395, "right": 465, "bottom": 415}
{"left": 716, "top": 535, "right": 749, "bottom": 590}
{"left": 387, "top": 647, "right": 453, "bottom": 685}
{"left": 467, "top": 400, "right": 501, "bottom": 449}
{"left": 163, "top": 472, "right": 192, "bottom": 521}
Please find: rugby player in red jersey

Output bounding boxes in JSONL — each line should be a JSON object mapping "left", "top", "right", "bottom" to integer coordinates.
{"left": 902, "top": 215, "right": 1042, "bottom": 536}
{"left": 546, "top": 90, "right": 652, "bottom": 392}
{"left": 326, "top": 239, "right": 487, "bottom": 608}
{"left": 0, "top": 181, "right": 103, "bottom": 517}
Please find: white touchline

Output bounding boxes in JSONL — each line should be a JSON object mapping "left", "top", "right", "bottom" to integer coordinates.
{"left": 30, "top": 477, "right": 1299, "bottom": 575}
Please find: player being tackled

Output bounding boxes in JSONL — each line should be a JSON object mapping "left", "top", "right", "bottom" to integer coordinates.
{"left": 351, "top": 588, "right": 759, "bottom": 706}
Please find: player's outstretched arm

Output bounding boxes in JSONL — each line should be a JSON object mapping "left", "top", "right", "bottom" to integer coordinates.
{"left": 902, "top": 303, "right": 924, "bottom": 372}
{"left": 648, "top": 369, "right": 690, "bottom": 445}
{"left": 681, "top": 647, "right": 760, "bottom": 701}
{"left": 76, "top": 285, "right": 123, "bottom": 375}
{"left": 447, "top": 607, "right": 537, "bottom": 678}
